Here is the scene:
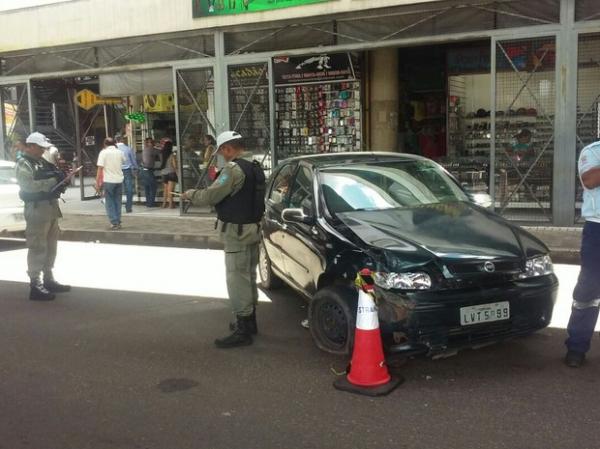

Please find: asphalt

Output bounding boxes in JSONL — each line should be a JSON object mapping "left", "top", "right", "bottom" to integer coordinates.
{"left": 39, "top": 186, "right": 584, "bottom": 262}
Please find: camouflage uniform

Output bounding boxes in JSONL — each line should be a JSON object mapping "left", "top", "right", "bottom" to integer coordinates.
{"left": 186, "top": 161, "right": 260, "bottom": 317}
{"left": 15, "top": 156, "right": 62, "bottom": 280}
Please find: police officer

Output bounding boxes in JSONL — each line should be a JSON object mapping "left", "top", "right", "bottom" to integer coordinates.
{"left": 182, "top": 131, "right": 265, "bottom": 348}
{"left": 16, "top": 132, "right": 71, "bottom": 301}
{"left": 565, "top": 140, "right": 600, "bottom": 367}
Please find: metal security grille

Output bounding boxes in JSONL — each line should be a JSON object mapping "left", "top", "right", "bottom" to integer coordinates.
{"left": 575, "top": 0, "right": 600, "bottom": 22}
{"left": 228, "top": 63, "right": 272, "bottom": 171}
{"left": 575, "top": 33, "right": 600, "bottom": 222}
{"left": 224, "top": 0, "right": 560, "bottom": 56}
{"left": 494, "top": 37, "right": 556, "bottom": 223}
{"left": 1, "top": 84, "right": 30, "bottom": 159}
{"left": 176, "top": 68, "right": 216, "bottom": 197}
{"left": 0, "top": 33, "right": 215, "bottom": 77}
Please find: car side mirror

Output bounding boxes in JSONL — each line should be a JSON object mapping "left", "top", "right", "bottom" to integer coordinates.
{"left": 282, "top": 208, "right": 314, "bottom": 225}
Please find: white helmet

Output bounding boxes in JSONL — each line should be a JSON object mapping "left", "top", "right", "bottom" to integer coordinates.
{"left": 215, "top": 130, "right": 242, "bottom": 152}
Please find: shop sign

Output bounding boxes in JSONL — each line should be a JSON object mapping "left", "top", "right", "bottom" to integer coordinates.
{"left": 273, "top": 53, "right": 355, "bottom": 86}
{"left": 84, "top": 136, "right": 95, "bottom": 146}
{"left": 447, "top": 46, "right": 490, "bottom": 74}
{"left": 143, "top": 94, "right": 174, "bottom": 112}
{"left": 192, "top": 0, "right": 332, "bottom": 17}
{"left": 75, "top": 89, "right": 121, "bottom": 110}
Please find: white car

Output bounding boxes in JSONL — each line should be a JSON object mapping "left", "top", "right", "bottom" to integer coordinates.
{"left": 0, "top": 160, "right": 25, "bottom": 234}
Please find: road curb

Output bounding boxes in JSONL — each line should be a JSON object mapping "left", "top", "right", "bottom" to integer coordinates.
{"left": 59, "top": 230, "right": 224, "bottom": 250}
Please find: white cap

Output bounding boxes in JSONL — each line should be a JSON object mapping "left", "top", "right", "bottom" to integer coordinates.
{"left": 216, "top": 131, "right": 242, "bottom": 152}
{"left": 26, "top": 132, "right": 52, "bottom": 148}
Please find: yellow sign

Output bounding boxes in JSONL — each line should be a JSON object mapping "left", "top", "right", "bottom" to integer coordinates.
{"left": 143, "top": 94, "right": 174, "bottom": 112}
{"left": 76, "top": 89, "right": 122, "bottom": 110}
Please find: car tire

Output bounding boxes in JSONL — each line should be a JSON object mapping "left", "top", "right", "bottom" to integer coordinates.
{"left": 258, "top": 241, "right": 282, "bottom": 290}
{"left": 309, "top": 285, "right": 358, "bottom": 355}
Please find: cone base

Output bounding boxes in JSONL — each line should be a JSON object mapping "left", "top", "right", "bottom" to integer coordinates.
{"left": 333, "top": 375, "right": 404, "bottom": 397}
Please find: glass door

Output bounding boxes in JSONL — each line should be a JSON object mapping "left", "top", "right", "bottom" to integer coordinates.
{"left": 175, "top": 66, "right": 216, "bottom": 212}
{"left": 494, "top": 36, "right": 556, "bottom": 223}
{"left": 1, "top": 83, "right": 31, "bottom": 160}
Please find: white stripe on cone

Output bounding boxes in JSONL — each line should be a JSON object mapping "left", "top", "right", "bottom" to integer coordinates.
{"left": 356, "top": 289, "right": 379, "bottom": 331}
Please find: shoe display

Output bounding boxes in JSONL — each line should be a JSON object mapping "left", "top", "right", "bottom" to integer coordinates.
{"left": 564, "top": 350, "right": 585, "bottom": 368}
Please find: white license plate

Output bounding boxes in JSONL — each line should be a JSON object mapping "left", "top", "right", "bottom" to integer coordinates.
{"left": 460, "top": 301, "right": 510, "bottom": 326}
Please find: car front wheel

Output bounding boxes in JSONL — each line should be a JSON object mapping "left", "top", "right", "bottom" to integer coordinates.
{"left": 309, "top": 285, "right": 357, "bottom": 355}
{"left": 258, "top": 241, "right": 282, "bottom": 290}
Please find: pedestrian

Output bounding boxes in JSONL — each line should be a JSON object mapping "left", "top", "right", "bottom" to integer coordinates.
{"left": 16, "top": 132, "right": 71, "bottom": 301}
{"left": 140, "top": 137, "right": 158, "bottom": 207}
{"left": 565, "top": 140, "right": 600, "bottom": 367}
{"left": 116, "top": 135, "right": 138, "bottom": 213}
{"left": 182, "top": 131, "right": 265, "bottom": 348}
{"left": 95, "top": 137, "right": 125, "bottom": 230}
{"left": 159, "top": 139, "right": 178, "bottom": 209}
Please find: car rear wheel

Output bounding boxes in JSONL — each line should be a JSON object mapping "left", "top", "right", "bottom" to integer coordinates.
{"left": 309, "top": 285, "right": 357, "bottom": 355}
{"left": 258, "top": 241, "right": 282, "bottom": 290}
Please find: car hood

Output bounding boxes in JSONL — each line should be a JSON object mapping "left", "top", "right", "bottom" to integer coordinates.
{"left": 335, "top": 202, "right": 547, "bottom": 268}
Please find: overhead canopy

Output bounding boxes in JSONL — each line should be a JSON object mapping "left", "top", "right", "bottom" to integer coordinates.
{"left": 99, "top": 69, "right": 173, "bottom": 96}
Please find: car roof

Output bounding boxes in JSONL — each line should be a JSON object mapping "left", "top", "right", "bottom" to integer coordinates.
{"left": 0, "top": 160, "right": 16, "bottom": 168}
{"left": 278, "top": 152, "right": 429, "bottom": 168}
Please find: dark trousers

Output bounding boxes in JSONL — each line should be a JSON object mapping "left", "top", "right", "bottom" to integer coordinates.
{"left": 140, "top": 169, "right": 157, "bottom": 207}
{"left": 566, "top": 221, "right": 600, "bottom": 353}
{"left": 122, "top": 168, "right": 134, "bottom": 212}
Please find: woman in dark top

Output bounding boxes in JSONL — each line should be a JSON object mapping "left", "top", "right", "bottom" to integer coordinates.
{"left": 160, "top": 139, "right": 178, "bottom": 209}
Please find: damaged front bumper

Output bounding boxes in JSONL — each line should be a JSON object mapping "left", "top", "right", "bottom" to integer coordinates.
{"left": 375, "top": 274, "right": 559, "bottom": 357}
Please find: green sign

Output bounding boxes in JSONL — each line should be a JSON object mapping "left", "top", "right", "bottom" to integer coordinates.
{"left": 193, "top": 0, "right": 331, "bottom": 17}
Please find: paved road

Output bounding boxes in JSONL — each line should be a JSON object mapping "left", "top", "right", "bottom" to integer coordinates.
{"left": 1, "top": 240, "right": 599, "bottom": 449}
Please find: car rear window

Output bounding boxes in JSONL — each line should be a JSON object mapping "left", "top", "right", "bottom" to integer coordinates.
{"left": 320, "top": 160, "right": 468, "bottom": 213}
{"left": 0, "top": 166, "right": 17, "bottom": 185}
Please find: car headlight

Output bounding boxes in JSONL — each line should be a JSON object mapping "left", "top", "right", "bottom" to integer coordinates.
{"left": 373, "top": 272, "right": 432, "bottom": 290}
{"left": 519, "top": 255, "right": 553, "bottom": 279}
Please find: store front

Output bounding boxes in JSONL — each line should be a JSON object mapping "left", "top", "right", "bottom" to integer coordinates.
{"left": 1, "top": 0, "right": 600, "bottom": 225}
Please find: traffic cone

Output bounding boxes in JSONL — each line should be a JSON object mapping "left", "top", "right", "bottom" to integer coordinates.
{"left": 333, "top": 269, "right": 403, "bottom": 396}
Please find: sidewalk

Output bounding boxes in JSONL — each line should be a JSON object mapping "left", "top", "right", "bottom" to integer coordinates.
{"left": 56, "top": 187, "right": 582, "bottom": 262}
{"left": 58, "top": 186, "right": 222, "bottom": 249}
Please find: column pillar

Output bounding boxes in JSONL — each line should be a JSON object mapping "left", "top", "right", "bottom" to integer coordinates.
{"left": 368, "top": 48, "right": 399, "bottom": 152}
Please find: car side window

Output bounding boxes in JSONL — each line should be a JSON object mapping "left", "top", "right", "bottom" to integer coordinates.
{"left": 268, "top": 163, "right": 296, "bottom": 207}
{"left": 288, "top": 166, "right": 313, "bottom": 213}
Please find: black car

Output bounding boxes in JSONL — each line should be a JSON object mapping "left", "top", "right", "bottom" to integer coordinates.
{"left": 260, "top": 152, "right": 558, "bottom": 356}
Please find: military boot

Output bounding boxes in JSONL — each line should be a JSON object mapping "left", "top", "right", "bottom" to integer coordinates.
{"left": 229, "top": 307, "right": 258, "bottom": 335}
{"left": 43, "top": 271, "right": 71, "bottom": 293}
{"left": 215, "top": 315, "right": 253, "bottom": 348}
{"left": 30, "top": 276, "right": 56, "bottom": 301}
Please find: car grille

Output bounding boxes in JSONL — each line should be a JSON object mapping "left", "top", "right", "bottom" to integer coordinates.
{"left": 445, "top": 259, "right": 522, "bottom": 286}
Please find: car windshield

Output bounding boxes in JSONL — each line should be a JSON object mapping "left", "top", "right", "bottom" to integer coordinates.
{"left": 320, "top": 160, "right": 468, "bottom": 213}
{"left": 0, "top": 166, "right": 17, "bottom": 185}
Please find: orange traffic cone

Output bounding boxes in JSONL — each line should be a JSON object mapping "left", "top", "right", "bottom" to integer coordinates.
{"left": 334, "top": 269, "right": 403, "bottom": 396}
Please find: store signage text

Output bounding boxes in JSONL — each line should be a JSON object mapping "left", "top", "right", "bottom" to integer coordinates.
{"left": 273, "top": 53, "right": 356, "bottom": 86}
{"left": 193, "top": 0, "right": 332, "bottom": 17}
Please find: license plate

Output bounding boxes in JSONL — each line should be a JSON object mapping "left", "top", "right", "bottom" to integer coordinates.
{"left": 460, "top": 301, "right": 510, "bottom": 326}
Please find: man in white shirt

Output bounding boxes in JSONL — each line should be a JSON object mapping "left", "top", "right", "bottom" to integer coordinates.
{"left": 116, "top": 135, "right": 138, "bottom": 213}
{"left": 95, "top": 138, "right": 126, "bottom": 230}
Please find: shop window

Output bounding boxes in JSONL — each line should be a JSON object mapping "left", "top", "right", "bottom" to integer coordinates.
{"left": 494, "top": 37, "right": 556, "bottom": 223}
{"left": 228, "top": 63, "right": 272, "bottom": 172}
{"left": 1, "top": 84, "right": 30, "bottom": 161}
{"left": 575, "top": 33, "right": 600, "bottom": 223}
{"left": 274, "top": 52, "right": 361, "bottom": 161}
